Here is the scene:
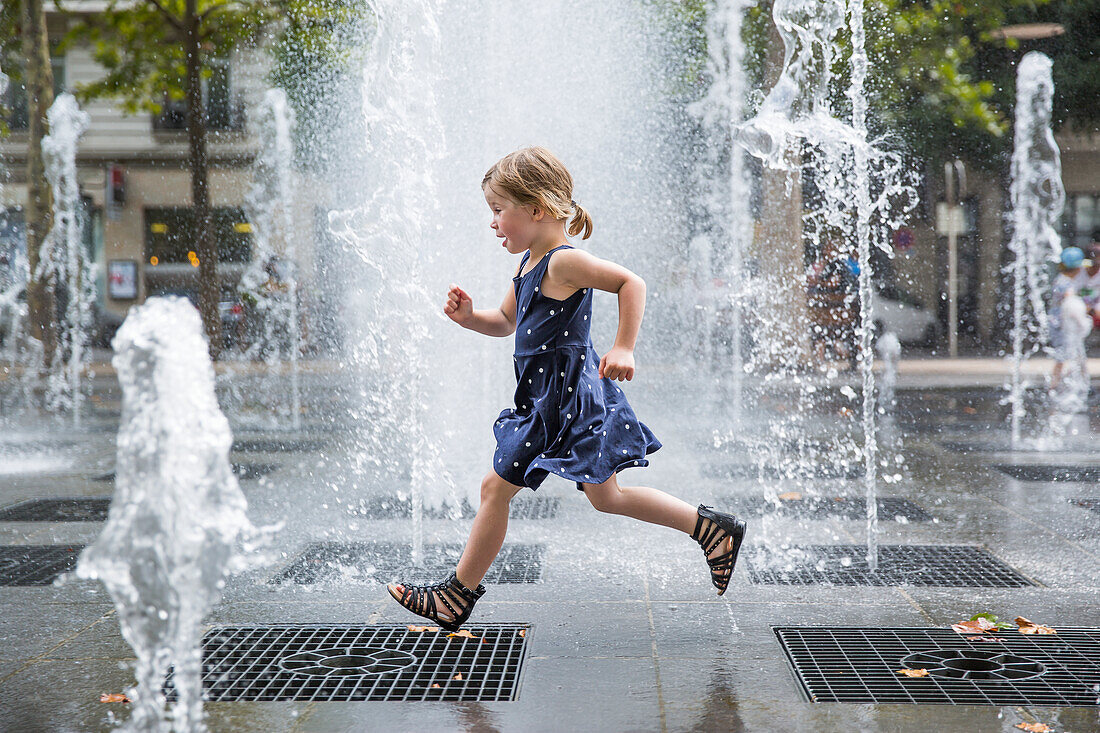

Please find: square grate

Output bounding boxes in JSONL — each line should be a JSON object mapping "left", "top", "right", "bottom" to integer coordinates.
{"left": 93, "top": 463, "right": 278, "bottom": 483}
{"left": 996, "top": 464, "right": 1100, "bottom": 483}
{"left": 351, "top": 496, "right": 560, "bottom": 521}
{"left": 0, "top": 498, "right": 110, "bottom": 522}
{"left": 233, "top": 437, "right": 327, "bottom": 452}
{"left": 746, "top": 545, "right": 1035, "bottom": 587}
{"left": 1071, "top": 498, "right": 1100, "bottom": 514}
{"left": 776, "top": 626, "right": 1100, "bottom": 705}
{"left": 720, "top": 496, "right": 933, "bottom": 522}
{"left": 166, "top": 624, "right": 528, "bottom": 702}
{"left": 272, "top": 542, "right": 543, "bottom": 585}
{"left": 701, "top": 461, "right": 863, "bottom": 481}
{"left": 0, "top": 545, "right": 83, "bottom": 585}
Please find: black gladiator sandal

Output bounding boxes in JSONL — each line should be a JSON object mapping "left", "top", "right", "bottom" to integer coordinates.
{"left": 692, "top": 505, "right": 746, "bottom": 596}
{"left": 387, "top": 572, "right": 486, "bottom": 631}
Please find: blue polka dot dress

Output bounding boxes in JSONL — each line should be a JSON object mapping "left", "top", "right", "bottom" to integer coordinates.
{"left": 493, "top": 244, "right": 661, "bottom": 490}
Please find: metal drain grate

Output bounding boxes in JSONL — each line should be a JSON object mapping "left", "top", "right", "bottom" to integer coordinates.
{"left": 93, "top": 463, "right": 278, "bottom": 483}
{"left": 1071, "top": 498, "right": 1100, "bottom": 514}
{"left": 166, "top": 624, "right": 529, "bottom": 702}
{"left": 747, "top": 545, "right": 1035, "bottom": 587}
{"left": 0, "top": 545, "right": 83, "bottom": 585}
{"left": 351, "top": 496, "right": 560, "bottom": 521}
{"left": 0, "top": 498, "right": 110, "bottom": 522}
{"left": 995, "top": 464, "right": 1100, "bottom": 482}
{"left": 272, "top": 542, "right": 543, "bottom": 585}
{"left": 233, "top": 437, "right": 327, "bottom": 452}
{"left": 702, "top": 462, "right": 863, "bottom": 481}
{"left": 941, "top": 440, "right": 1093, "bottom": 455}
{"left": 776, "top": 626, "right": 1100, "bottom": 705}
{"left": 720, "top": 496, "right": 932, "bottom": 522}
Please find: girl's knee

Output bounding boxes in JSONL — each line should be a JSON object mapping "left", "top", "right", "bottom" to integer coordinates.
{"left": 584, "top": 484, "right": 623, "bottom": 514}
{"left": 481, "top": 471, "right": 518, "bottom": 505}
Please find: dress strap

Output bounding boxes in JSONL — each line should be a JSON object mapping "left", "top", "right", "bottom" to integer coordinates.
{"left": 513, "top": 251, "right": 531, "bottom": 281}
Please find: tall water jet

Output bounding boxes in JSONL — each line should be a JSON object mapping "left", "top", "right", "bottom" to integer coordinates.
{"left": 329, "top": 0, "right": 450, "bottom": 559}
{"left": 77, "top": 297, "right": 263, "bottom": 732}
{"left": 328, "top": 2, "right": 686, "bottom": 570}
{"left": 733, "top": 0, "right": 917, "bottom": 570}
{"left": 1007, "top": 51, "right": 1064, "bottom": 448}
{"left": 694, "top": 0, "right": 755, "bottom": 425}
{"left": 238, "top": 88, "right": 303, "bottom": 429}
{"left": 40, "top": 93, "right": 94, "bottom": 424}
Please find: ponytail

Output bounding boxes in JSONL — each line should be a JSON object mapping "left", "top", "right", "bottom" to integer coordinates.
{"left": 568, "top": 202, "right": 594, "bottom": 240}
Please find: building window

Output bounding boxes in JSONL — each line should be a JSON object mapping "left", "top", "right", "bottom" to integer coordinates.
{"left": 152, "top": 58, "right": 237, "bottom": 131}
{"left": 1064, "top": 194, "right": 1100, "bottom": 248}
{"left": 1, "top": 57, "right": 67, "bottom": 131}
{"left": 144, "top": 207, "right": 252, "bottom": 266}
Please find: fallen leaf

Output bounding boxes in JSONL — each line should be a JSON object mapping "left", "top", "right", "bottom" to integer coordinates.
{"left": 431, "top": 683, "right": 441, "bottom": 689}
{"left": 952, "top": 616, "right": 998, "bottom": 634}
{"left": 518, "top": 629, "right": 526, "bottom": 637}
{"left": 407, "top": 625, "right": 440, "bottom": 633}
{"left": 839, "top": 407, "right": 854, "bottom": 418}
{"left": 1015, "top": 617, "right": 1056, "bottom": 635}
{"left": 99, "top": 693, "right": 130, "bottom": 703}
{"left": 777, "top": 491, "right": 803, "bottom": 501}
{"left": 447, "top": 629, "right": 478, "bottom": 639}
{"left": 453, "top": 673, "right": 463, "bottom": 681}
{"left": 1014, "top": 723, "right": 1053, "bottom": 733}
{"left": 963, "top": 406, "right": 978, "bottom": 415}
{"left": 896, "top": 668, "right": 929, "bottom": 678}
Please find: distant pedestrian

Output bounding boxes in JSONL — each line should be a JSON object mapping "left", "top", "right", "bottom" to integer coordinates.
{"left": 1050, "top": 246, "right": 1089, "bottom": 391}
{"left": 386, "top": 147, "right": 746, "bottom": 629}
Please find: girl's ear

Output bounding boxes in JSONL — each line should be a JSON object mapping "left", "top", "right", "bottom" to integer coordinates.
{"left": 529, "top": 205, "right": 543, "bottom": 221}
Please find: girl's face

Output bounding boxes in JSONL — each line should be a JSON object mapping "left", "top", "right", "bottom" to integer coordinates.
{"left": 484, "top": 186, "right": 538, "bottom": 254}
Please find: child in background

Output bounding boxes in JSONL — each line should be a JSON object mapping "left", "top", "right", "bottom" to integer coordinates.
{"left": 387, "top": 147, "right": 747, "bottom": 630}
{"left": 1050, "top": 246, "right": 1088, "bottom": 391}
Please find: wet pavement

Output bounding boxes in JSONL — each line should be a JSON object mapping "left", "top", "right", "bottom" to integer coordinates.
{"left": 1, "top": 362, "right": 1099, "bottom": 732}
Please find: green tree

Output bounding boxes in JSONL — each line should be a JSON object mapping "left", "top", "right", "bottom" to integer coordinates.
{"left": 59, "top": 0, "right": 280, "bottom": 356}
{"left": 2, "top": 0, "right": 61, "bottom": 366}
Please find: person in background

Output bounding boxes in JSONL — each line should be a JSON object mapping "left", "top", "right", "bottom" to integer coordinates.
{"left": 1049, "top": 245, "right": 1088, "bottom": 391}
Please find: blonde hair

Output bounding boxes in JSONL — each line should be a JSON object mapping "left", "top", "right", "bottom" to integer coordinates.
{"left": 482, "top": 146, "right": 593, "bottom": 240}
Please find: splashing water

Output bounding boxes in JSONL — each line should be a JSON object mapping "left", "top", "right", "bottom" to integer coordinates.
{"left": 328, "top": 0, "right": 450, "bottom": 562}
{"left": 77, "top": 297, "right": 264, "bottom": 732}
{"left": 733, "top": 0, "right": 917, "bottom": 570}
{"left": 41, "top": 93, "right": 96, "bottom": 424}
{"left": 693, "top": 0, "right": 755, "bottom": 425}
{"left": 1006, "top": 51, "right": 1065, "bottom": 448}
{"left": 234, "top": 88, "right": 303, "bottom": 429}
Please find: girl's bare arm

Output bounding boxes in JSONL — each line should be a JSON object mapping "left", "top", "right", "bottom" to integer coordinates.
{"left": 547, "top": 249, "right": 645, "bottom": 380}
{"left": 444, "top": 275, "right": 518, "bottom": 338}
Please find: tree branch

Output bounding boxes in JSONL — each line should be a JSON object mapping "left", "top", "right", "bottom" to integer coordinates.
{"left": 142, "top": 0, "right": 186, "bottom": 34}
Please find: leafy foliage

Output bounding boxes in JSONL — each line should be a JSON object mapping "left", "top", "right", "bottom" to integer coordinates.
{"left": 57, "top": 0, "right": 279, "bottom": 115}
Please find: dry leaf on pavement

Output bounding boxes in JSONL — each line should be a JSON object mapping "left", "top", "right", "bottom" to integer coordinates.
{"left": 952, "top": 616, "right": 999, "bottom": 634}
{"left": 447, "top": 629, "right": 478, "bottom": 639}
{"left": 896, "top": 668, "right": 929, "bottom": 678}
{"left": 1015, "top": 617, "right": 1056, "bottom": 635}
{"left": 1014, "top": 723, "right": 1053, "bottom": 732}
{"left": 99, "top": 693, "right": 130, "bottom": 703}
{"left": 777, "top": 492, "right": 803, "bottom": 501}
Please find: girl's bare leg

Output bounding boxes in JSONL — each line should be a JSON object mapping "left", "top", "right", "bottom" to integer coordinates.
{"left": 582, "top": 473, "right": 735, "bottom": 583}
{"left": 388, "top": 470, "right": 522, "bottom": 622}
{"left": 581, "top": 473, "right": 698, "bottom": 535}
{"left": 454, "top": 470, "right": 524, "bottom": 589}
